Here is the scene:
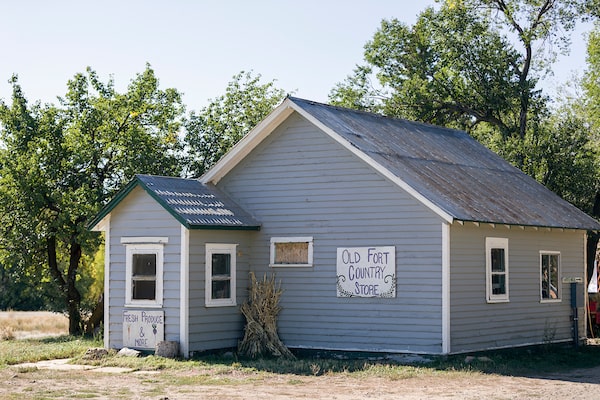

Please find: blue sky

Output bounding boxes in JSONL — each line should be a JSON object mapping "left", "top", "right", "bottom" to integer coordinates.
{"left": 0, "top": 1, "right": 593, "bottom": 112}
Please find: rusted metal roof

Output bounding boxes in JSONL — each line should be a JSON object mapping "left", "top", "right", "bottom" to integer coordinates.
{"left": 89, "top": 175, "right": 260, "bottom": 230}
{"left": 290, "top": 97, "right": 600, "bottom": 230}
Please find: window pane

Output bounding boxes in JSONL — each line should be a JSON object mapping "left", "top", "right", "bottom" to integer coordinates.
{"left": 212, "top": 253, "right": 231, "bottom": 276}
{"left": 212, "top": 280, "right": 230, "bottom": 299}
{"left": 133, "top": 254, "right": 156, "bottom": 276}
{"left": 492, "top": 274, "right": 506, "bottom": 295}
{"left": 550, "top": 255, "right": 559, "bottom": 298}
{"left": 491, "top": 249, "right": 505, "bottom": 272}
{"left": 542, "top": 254, "right": 559, "bottom": 299}
{"left": 275, "top": 242, "right": 308, "bottom": 264}
{"left": 133, "top": 280, "right": 156, "bottom": 300}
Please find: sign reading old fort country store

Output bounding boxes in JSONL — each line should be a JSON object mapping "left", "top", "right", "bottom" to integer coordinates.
{"left": 336, "top": 246, "right": 396, "bottom": 298}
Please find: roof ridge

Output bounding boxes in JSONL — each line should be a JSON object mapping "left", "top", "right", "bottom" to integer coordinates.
{"left": 287, "top": 96, "right": 466, "bottom": 135}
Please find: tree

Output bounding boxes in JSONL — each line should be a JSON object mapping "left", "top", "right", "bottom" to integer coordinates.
{"left": 184, "top": 71, "right": 287, "bottom": 177}
{"left": 329, "top": 0, "right": 599, "bottom": 278}
{"left": 330, "top": 0, "right": 584, "bottom": 143}
{"left": 584, "top": 25, "right": 600, "bottom": 129}
{"left": 582, "top": 24, "right": 600, "bottom": 278}
{"left": 0, "top": 65, "right": 184, "bottom": 334}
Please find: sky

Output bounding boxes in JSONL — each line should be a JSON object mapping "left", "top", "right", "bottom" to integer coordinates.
{"left": 0, "top": 1, "right": 594, "bottom": 112}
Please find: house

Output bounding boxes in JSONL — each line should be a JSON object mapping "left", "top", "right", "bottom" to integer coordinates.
{"left": 90, "top": 97, "right": 600, "bottom": 357}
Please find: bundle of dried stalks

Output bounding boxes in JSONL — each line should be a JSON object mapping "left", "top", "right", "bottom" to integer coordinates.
{"left": 238, "top": 271, "right": 295, "bottom": 359}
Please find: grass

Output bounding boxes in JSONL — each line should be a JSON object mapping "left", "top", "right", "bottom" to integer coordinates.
{"left": 61, "top": 341, "right": 600, "bottom": 378}
{"left": 0, "top": 311, "right": 68, "bottom": 339}
{"left": 5, "top": 336, "right": 600, "bottom": 378}
{"left": 0, "top": 336, "right": 100, "bottom": 366}
{"left": 3, "top": 335, "right": 600, "bottom": 400}
{"left": 0, "top": 311, "right": 83, "bottom": 366}
{"left": 3, "top": 310, "right": 600, "bottom": 381}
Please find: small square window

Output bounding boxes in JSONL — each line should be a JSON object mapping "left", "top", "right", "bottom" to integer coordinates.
{"left": 270, "top": 237, "right": 313, "bottom": 267}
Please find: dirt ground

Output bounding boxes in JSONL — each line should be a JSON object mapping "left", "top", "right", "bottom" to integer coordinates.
{"left": 2, "top": 310, "right": 600, "bottom": 399}
{"left": 4, "top": 362, "right": 600, "bottom": 399}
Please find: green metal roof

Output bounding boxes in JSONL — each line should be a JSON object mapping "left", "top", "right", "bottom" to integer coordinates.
{"left": 88, "top": 174, "right": 260, "bottom": 231}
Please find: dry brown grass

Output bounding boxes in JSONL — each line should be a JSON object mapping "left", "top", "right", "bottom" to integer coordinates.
{"left": 0, "top": 311, "right": 68, "bottom": 340}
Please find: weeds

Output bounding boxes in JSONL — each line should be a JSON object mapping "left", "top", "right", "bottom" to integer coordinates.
{"left": 0, "top": 311, "right": 68, "bottom": 339}
{"left": 4, "top": 329, "right": 600, "bottom": 381}
{"left": 0, "top": 336, "right": 100, "bottom": 366}
{"left": 0, "top": 326, "right": 15, "bottom": 341}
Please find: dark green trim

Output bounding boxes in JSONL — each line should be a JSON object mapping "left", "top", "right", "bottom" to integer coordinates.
{"left": 136, "top": 178, "right": 192, "bottom": 229}
{"left": 87, "top": 176, "right": 262, "bottom": 231}
{"left": 86, "top": 178, "right": 141, "bottom": 230}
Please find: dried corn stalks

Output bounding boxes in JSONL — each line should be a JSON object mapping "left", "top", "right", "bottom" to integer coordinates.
{"left": 238, "top": 271, "right": 295, "bottom": 359}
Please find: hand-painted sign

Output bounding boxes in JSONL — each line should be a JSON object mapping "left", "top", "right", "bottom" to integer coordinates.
{"left": 336, "top": 246, "right": 396, "bottom": 298}
{"left": 123, "top": 310, "right": 165, "bottom": 349}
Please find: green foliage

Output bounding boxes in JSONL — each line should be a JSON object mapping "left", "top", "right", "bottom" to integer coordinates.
{"left": 479, "top": 109, "right": 599, "bottom": 215}
{"left": 329, "top": 0, "right": 599, "bottom": 223}
{"left": 77, "top": 242, "right": 104, "bottom": 314}
{"left": 583, "top": 25, "right": 600, "bottom": 131}
{"left": 330, "top": 0, "right": 586, "bottom": 141}
{"left": 0, "top": 65, "right": 184, "bottom": 332}
{"left": 184, "top": 71, "right": 287, "bottom": 177}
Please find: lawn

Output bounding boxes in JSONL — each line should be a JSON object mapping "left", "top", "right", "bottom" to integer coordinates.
{"left": 3, "top": 311, "right": 600, "bottom": 399}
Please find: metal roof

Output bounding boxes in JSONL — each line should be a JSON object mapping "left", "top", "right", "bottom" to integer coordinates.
{"left": 89, "top": 175, "right": 260, "bottom": 230}
{"left": 289, "top": 97, "right": 600, "bottom": 230}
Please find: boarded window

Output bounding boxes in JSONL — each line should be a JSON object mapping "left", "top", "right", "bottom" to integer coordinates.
{"left": 275, "top": 242, "right": 309, "bottom": 264}
{"left": 270, "top": 237, "right": 313, "bottom": 267}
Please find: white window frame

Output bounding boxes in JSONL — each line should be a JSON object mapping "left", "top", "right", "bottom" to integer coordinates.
{"left": 485, "top": 237, "right": 509, "bottom": 303}
{"left": 125, "top": 243, "right": 164, "bottom": 308}
{"left": 205, "top": 243, "right": 237, "bottom": 307}
{"left": 540, "top": 251, "right": 561, "bottom": 302}
{"left": 269, "top": 237, "right": 314, "bottom": 267}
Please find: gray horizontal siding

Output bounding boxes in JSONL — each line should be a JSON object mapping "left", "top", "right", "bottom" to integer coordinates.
{"left": 107, "top": 186, "right": 182, "bottom": 349}
{"left": 219, "top": 112, "right": 446, "bottom": 354}
{"left": 187, "top": 230, "right": 257, "bottom": 353}
{"left": 450, "top": 223, "right": 585, "bottom": 353}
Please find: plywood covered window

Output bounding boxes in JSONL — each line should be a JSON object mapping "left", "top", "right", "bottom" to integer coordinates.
{"left": 540, "top": 252, "right": 561, "bottom": 302}
{"left": 205, "top": 243, "right": 237, "bottom": 307}
{"left": 270, "top": 237, "right": 313, "bottom": 267}
{"left": 486, "top": 237, "right": 509, "bottom": 303}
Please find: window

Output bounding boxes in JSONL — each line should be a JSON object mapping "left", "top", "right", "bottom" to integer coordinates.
{"left": 540, "top": 252, "right": 561, "bottom": 301}
{"left": 270, "top": 237, "right": 313, "bottom": 267}
{"left": 486, "top": 237, "right": 509, "bottom": 302}
{"left": 125, "top": 243, "right": 164, "bottom": 307}
{"left": 205, "top": 244, "right": 237, "bottom": 307}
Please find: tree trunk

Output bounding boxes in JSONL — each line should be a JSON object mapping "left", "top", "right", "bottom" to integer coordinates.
{"left": 588, "top": 232, "right": 599, "bottom": 283}
{"left": 587, "top": 192, "right": 600, "bottom": 282}
{"left": 47, "top": 235, "right": 83, "bottom": 335}
{"left": 85, "top": 296, "right": 104, "bottom": 335}
{"left": 67, "top": 242, "right": 83, "bottom": 335}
